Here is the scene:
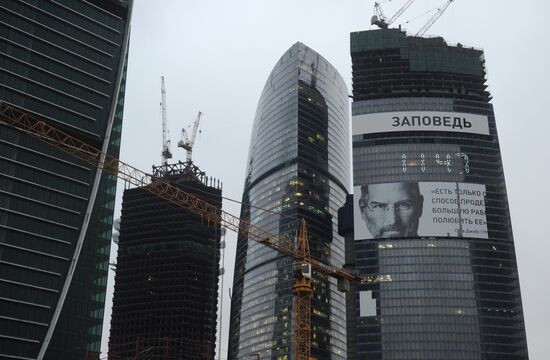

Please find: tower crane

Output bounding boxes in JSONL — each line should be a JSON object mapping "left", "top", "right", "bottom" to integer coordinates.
{"left": 178, "top": 111, "right": 202, "bottom": 163}
{"left": 0, "top": 102, "right": 368, "bottom": 360}
{"left": 371, "top": 0, "right": 416, "bottom": 29}
{"left": 294, "top": 219, "right": 314, "bottom": 360}
{"left": 416, "top": 0, "right": 454, "bottom": 37}
{"left": 160, "top": 76, "right": 172, "bottom": 165}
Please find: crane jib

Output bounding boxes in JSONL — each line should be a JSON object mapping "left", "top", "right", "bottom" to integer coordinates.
{"left": 0, "top": 101, "right": 365, "bottom": 286}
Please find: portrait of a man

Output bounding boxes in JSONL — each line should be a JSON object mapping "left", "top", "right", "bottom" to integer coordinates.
{"left": 358, "top": 182, "right": 424, "bottom": 238}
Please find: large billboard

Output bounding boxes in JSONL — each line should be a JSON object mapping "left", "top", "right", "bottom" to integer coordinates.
{"left": 353, "top": 182, "right": 488, "bottom": 240}
{"left": 352, "top": 111, "right": 490, "bottom": 136}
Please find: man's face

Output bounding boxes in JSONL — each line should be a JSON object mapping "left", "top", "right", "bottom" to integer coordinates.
{"left": 360, "top": 183, "right": 423, "bottom": 238}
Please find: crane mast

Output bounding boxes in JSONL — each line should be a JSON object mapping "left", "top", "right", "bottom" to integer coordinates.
{"left": 294, "top": 219, "right": 313, "bottom": 360}
{"left": 416, "top": 0, "right": 454, "bottom": 36}
{"left": 160, "top": 76, "right": 172, "bottom": 165}
{"left": 178, "top": 111, "right": 202, "bottom": 163}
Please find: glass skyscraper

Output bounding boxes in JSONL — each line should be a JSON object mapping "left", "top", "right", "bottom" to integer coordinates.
{"left": 0, "top": 1, "right": 132, "bottom": 359}
{"left": 228, "top": 43, "right": 351, "bottom": 360}
{"left": 344, "top": 28, "right": 529, "bottom": 360}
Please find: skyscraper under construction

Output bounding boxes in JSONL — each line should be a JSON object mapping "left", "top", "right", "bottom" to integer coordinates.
{"left": 108, "top": 161, "right": 222, "bottom": 360}
{"left": 341, "top": 28, "right": 529, "bottom": 360}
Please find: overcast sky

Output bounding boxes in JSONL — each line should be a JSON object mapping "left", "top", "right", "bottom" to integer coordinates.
{"left": 101, "top": 1, "right": 550, "bottom": 359}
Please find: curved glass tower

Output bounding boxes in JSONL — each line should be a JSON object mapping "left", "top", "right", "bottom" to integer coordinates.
{"left": 0, "top": 1, "right": 132, "bottom": 359}
{"left": 346, "top": 29, "right": 529, "bottom": 360}
{"left": 228, "top": 43, "right": 350, "bottom": 360}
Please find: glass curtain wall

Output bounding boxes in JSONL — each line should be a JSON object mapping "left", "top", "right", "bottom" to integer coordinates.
{"left": 228, "top": 43, "right": 350, "bottom": 360}
{"left": 0, "top": 1, "right": 132, "bottom": 358}
{"left": 349, "top": 29, "right": 529, "bottom": 360}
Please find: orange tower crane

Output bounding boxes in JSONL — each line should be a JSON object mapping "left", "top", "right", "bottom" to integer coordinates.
{"left": 293, "top": 219, "right": 314, "bottom": 360}
{"left": 0, "top": 102, "right": 363, "bottom": 360}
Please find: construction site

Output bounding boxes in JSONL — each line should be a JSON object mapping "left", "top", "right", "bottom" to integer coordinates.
{"left": 108, "top": 160, "right": 223, "bottom": 359}
{"left": 0, "top": 4, "right": 464, "bottom": 360}
{"left": 106, "top": 77, "right": 224, "bottom": 359}
{"left": 0, "top": 1, "right": 535, "bottom": 360}
{"left": 0, "top": 93, "right": 360, "bottom": 360}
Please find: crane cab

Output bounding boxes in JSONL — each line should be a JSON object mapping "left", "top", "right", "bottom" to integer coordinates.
{"left": 294, "top": 261, "right": 312, "bottom": 279}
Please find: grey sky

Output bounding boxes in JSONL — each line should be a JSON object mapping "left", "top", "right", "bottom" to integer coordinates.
{"left": 101, "top": 1, "right": 550, "bottom": 359}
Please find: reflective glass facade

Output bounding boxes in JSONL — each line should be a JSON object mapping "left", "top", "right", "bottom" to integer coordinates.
{"left": 347, "top": 29, "right": 528, "bottom": 360}
{"left": 0, "top": 1, "right": 132, "bottom": 359}
{"left": 228, "top": 43, "right": 350, "bottom": 360}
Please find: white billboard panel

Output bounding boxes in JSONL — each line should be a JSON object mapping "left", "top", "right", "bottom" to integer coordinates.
{"left": 352, "top": 111, "right": 490, "bottom": 136}
{"left": 353, "top": 182, "right": 488, "bottom": 240}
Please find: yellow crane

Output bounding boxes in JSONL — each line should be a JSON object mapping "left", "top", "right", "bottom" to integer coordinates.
{"left": 294, "top": 219, "right": 314, "bottom": 360}
{"left": 0, "top": 102, "right": 362, "bottom": 360}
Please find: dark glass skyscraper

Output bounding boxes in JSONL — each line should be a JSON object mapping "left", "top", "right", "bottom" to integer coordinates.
{"left": 109, "top": 161, "right": 222, "bottom": 360}
{"left": 228, "top": 43, "right": 350, "bottom": 360}
{"left": 0, "top": 1, "right": 132, "bottom": 359}
{"left": 343, "top": 28, "right": 529, "bottom": 360}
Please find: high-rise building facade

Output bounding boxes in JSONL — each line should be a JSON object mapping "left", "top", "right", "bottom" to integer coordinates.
{"left": 0, "top": 1, "right": 132, "bottom": 359}
{"left": 228, "top": 43, "right": 351, "bottom": 360}
{"left": 108, "top": 161, "right": 222, "bottom": 360}
{"left": 343, "top": 28, "right": 529, "bottom": 360}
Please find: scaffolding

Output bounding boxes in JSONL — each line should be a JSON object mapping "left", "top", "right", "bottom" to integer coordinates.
{"left": 109, "top": 161, "right": 222, "bottom": 360}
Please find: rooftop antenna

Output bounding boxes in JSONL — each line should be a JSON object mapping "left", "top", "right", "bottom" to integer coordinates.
{"left": 372, "top": 0, "right": 416, "bottom": 29}
{"left": 178, "top": 111, "right": 202, "bottom": 163}
{"left": 160, "top": 76, "right": 172, "bottom": 165}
